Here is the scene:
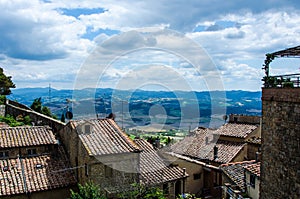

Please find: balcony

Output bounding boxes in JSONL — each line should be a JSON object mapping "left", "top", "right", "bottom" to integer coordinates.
{"left": 263, "top": 73, "right": 300, "bottom": 88}
{"left": 262, "top": 45, "right": 300, "bottom": 88}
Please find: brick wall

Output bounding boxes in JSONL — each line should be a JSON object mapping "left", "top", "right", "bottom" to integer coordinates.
{"left": 260, "top": 88, "right": 300, "bottom": 198}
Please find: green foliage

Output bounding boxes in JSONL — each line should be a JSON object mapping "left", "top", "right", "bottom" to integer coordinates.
{"left": 0, "top": 67, "right": 16, "bottom": 95}
{"left": 118, "top": 183, "right": 166, "bottom": 199}
{"left": 41, "top": 106, "right": 52, "bottom": 117}
{"left": 176, "top": 193, "right": 200, "bottom": 199}
{"left": 0, "top": 114, "right": 24, "bottom": 127}
{"left": 0, "top": 95, "right": 6, "bottom": 105}
{"left": 23, "top": 115, "right": 32, "bottom": 125}
{"left": 70, "top": 182, "right": 106, "bottom": 199}
{"left": 30, "top": 97, "right": 57, "bottom": 119}
{"left": 282, "top": 78, "right": 294, "bottom": 88}
{"left": 31, "top": 97, "right": 42, "bottom": 112}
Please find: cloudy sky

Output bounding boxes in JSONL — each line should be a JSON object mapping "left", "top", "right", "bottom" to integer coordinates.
{"left": 1, "top": 0, "right": 300, "bottom": 91}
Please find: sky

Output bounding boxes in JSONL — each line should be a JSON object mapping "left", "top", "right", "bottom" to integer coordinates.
{"left": 1, "top": 0, "right": 300, "bottom": 91}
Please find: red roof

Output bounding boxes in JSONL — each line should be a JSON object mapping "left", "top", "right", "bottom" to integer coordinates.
{"left": 214, "top": 123, "right": 258, "bottom": 139}
{"left": 134, "top": 138, "right": 186, "bottom": 185}
{"left": 0, "top": 126, "right": 56, "bottom": 148}
{"left": 221, "top": 160, "right": 256, "bottom": 191}
{"left": 0, "top": 147, "right": 76, "bottom": 196}
{"left": 244, "top": 162, "right": 260, "bottom": 177}
{"left": 169, "top": 127, "right": 245, "bottom": 164}
{"left": 71, "top": 119, "right": 141, "bottom": 156}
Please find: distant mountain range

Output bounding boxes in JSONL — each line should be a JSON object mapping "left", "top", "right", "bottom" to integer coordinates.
{"left": 8, "top": 87, "right": 262, "bottom": 130}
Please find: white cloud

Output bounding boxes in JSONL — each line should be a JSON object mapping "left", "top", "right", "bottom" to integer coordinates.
{"left": 0, "top": 0, "right": 300, "bottom": 91}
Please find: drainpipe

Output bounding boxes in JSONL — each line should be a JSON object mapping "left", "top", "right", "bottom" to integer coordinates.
{"left": 182, "top": 168, "right": 186, "bottom": 196}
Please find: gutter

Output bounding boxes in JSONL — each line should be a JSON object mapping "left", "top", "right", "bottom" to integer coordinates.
{"left": 166, "top": 152, "right": 220, "bottom": 170}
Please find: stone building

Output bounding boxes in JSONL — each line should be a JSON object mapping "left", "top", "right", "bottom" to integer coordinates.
{"left": 164, "top": 121, "right": 260, "bottom": 198}
{"left": 134, "top": 138, "right": 187, "bottom": 198}
{"left": 260, "top": 45, "right": 300, "bottom": 198}
{"left": 0, "top": 126, "right": 76, "bottom": 199}
{"left": 221, "top": 160, "right": 260, "bottom": 199}
{"left": 58, "top": 118, "right": 141, "bottom": 196}
{"left": 244, "top": 162, "right": 260, "bottom": 199}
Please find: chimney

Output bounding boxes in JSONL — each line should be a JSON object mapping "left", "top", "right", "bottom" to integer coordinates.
{"left": 213, "top": 146, "right": 218, "bottom": 160}
{"left": 255, "top": 151, "right": 261, "bottom": 162}
{"left": 205, "top": 137, "right": 209, "bottom": 145}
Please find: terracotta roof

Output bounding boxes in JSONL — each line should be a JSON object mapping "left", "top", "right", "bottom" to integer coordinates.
{"left": 0, "top": 147, "right": 76, "bottom": 196}
{"left": 244, "top": 162, "right": 260, "bottom": 177}
{"left": 214, "top": 123, "right": 258, "bottom": 138}
{"left": 0, "top": 126, "right": 57, "bottom": 148}
{"left": 134, "top": 138, "right": 186, "bottom": 185}
{"left": 221, "top": 160, "right": 256, "bottom": 191}
{"left": 169, "top": 127, "right": 245, "bottom": 164}
{"left": 71, "top": 119, "right": 140, "bottom": 156}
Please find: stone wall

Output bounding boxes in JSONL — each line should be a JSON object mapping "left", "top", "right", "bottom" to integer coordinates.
{"left": 58, "top": 123, "right": 140, "bottom": 196}
{"left": 229, "top": 114, "right": 261, "bottom": 124}
{"left": 5, "top": 100, "right": 65, "bottom": 132}
{"left": 260, "top": 88, "right": 300, "bottom": 199}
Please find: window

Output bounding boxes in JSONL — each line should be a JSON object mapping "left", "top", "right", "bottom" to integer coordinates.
{"left": 0, "top": 151, "right": 9, "bottom": 158}
{"left": 85, "top": 164, "right": 89, "bottom": 176}
{"left": 35, "top": 164, "right": 43, "bottom": 169}
{"left": 27, "top": 148, "right": 37, "bottom": 156}
{"left": 163, "top": 183, "right": 169, "bottom": 194}
{"left": 193, "top": 173, "right": 201, "bottom": 180}
{"left": 84, "top": 125, "right": 91, "bottom": 134}
{"left": 250, "top": 174, "right": 256, "bottom": 188}
{"left": 105, "top": 165, "right": 113, "bottom": 178}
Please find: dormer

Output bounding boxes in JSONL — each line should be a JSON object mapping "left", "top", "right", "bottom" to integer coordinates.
{"left": 76, "top": 120, "right": 95, "bottom": 135}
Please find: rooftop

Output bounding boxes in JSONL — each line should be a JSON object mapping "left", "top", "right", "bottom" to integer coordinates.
{"left": 71, "top": 119, "right": 141, "bottom": 156}
{"left": 134, "top": 138, "right": 186, "bottom": 185}
{"left": 221, "top": 160, "right": 256, "bottom": 191}
{"left": 214, "top": 123, "right": 258, "bottom": 139}
{"left": 0, "top": 126, "right": 57, "bottom": 148}
{"left": 0, "top": 147, "right": 76, "bottom": 196}
{"left": 244, "top": 162, "right": 261, "bottom": 177}
{"left": 169, "top": 127, "right": 246, "bottom": 164}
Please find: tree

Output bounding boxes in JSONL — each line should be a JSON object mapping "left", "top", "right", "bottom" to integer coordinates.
{"left": 61, "top": 113, "right": 65, "bottom": 122}
{"left": 30, "top": 97, "right": 42, "bottom": 113}
{"left": 70, "top": 182, "right": 106, "bottom": 199}
{"left": 118, "top": 183, "right": 166, "bottom": 199}
{"left": 0, "top": 67, "right": 15, "bottom": 95}
{"left": 30, "top": 97, "right": 57, "bottom": 119}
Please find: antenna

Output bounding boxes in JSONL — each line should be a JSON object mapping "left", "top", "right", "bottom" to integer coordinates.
{"left": 48, "top": 83, "right": 51, "bottom": 103}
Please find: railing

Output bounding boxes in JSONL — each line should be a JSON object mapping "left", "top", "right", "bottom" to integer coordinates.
{"left": 263, "top": 73, "right": 300, "bottom": 88}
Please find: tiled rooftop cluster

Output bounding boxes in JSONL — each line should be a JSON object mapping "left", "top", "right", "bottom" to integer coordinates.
{"left": 71, "top": 119, "right": 141, "bottom": 156}
{"left": 214, "top": 123, "right": 258, "bottom": 138}
{"left": 169, "top": 127, "right": 246, "bottom": 164}
{"left": 0, "top": 126, "right": 57, "bottom": 148}
{"left": 0, "top": 147, "right": 76, "bottom": 197}
{"left": 134, "top": 138, "right": 186, "bottom": 185}
{"left": 221, "top": 160, "right": 256, "bottom": 191}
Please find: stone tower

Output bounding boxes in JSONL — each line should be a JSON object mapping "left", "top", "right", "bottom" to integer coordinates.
{"left": 260, "top": 46, "right": 300, "bottom": 199}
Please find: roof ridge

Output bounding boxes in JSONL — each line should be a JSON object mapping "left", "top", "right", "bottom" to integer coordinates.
{"left": 220, "top": 160, "right": 256, "bottom": 167}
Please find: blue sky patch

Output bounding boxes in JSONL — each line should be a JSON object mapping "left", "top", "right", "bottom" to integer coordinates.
{"left": 60, "top": 7, "right": 106, "bottom": 18}
{"left": 82, "top": 27, "right": 120, "bottom": 40}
